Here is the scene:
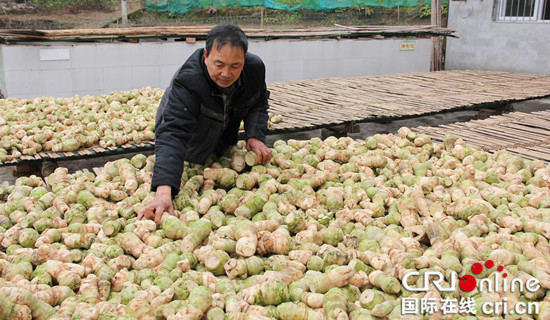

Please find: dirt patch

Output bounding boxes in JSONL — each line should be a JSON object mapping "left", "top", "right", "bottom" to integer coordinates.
{"left": 0, "top": 0, "right": 143, "bottom": 29}
{"left": 0, "top": 17, "right": 66, "bottom": 28}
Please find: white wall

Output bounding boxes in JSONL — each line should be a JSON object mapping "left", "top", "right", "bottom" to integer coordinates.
{"left": 446, "top": 0, "right": 550, "bottom": 74}
{"left": 0, "top": 37, "right": 432, "bottom": 98}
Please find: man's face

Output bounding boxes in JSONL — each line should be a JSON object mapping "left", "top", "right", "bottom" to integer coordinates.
{"left": 204, "top": 43, "right": 246, "bottom": 88}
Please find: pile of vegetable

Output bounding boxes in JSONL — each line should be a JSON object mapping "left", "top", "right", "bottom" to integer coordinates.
{"left": 0, "top": 89, "right": 283, "bottom": 164}
{"left": 0, "top": 88, "right": 162, "bottom": 163}
{"left": 1, "top": 128, "right": 550, "bottom": 320}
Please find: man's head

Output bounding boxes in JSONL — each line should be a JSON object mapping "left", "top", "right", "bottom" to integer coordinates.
{"left": 204, "top": 24, "right": 248, "bottom": 88}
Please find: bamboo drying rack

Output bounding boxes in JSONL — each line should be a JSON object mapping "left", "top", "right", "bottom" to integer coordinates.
{"left": 0, "top": 25, "right": 453, "bottom": 43}
{"left": 266, "top": 70, "right": 550, "bottom": 133}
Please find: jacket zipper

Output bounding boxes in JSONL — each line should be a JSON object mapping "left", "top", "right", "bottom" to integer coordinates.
{"left": 211, "top": 91, "right": 229, "bottom": 132}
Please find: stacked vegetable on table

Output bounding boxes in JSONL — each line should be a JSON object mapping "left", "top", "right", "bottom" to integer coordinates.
{"left": 0, "top": 88, "right": 162, "bottom": 163}
{"left": 1, "top": 127, "right": 550, "bottom": 319}
{"left": 0, "top": 89, "right": 283, "bottom": 164}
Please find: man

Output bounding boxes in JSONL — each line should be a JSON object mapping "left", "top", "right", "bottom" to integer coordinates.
{"left": 138, "top": 24, "right": 272, "bottom": 225}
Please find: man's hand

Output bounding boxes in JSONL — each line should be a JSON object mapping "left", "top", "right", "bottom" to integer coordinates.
{"left": 246, "top": 138, "right": 272, "bottom": 164}
{"left": 137, "top": 185, "right": 173, "bottom": 225}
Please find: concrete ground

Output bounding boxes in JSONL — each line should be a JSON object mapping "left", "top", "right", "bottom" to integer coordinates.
{"left": 1, "top": 98, "right": 549, "bottom": 186}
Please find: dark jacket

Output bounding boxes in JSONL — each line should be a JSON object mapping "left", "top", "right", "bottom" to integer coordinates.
{"left": 152, "top": 48, "right": 270, "bottom": 196}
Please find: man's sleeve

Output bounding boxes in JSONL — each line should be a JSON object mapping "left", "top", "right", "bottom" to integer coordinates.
{"left": 152, "top": 77, "right": 200, "bottom": 197}
{"left": 243, "top": 62, "right": 270, "bottom": 143}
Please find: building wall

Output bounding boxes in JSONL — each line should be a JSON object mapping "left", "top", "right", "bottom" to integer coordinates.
{"left": 446, "top": 0, "right": 550, "bottom": 74}
{"left": 0, "top": 37, "right": 431, "bottom": 98}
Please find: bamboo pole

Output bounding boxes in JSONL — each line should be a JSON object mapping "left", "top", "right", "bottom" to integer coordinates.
{"left": 261, "top": 7, "right": 264, "bottom": 29}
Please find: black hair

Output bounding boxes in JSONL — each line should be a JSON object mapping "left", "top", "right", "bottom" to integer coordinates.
{"left": 205, "top": 24, "right": 248, "bottom": 56}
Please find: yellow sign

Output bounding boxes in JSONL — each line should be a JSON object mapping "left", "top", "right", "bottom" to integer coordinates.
{"left": 400, "top": 41, "right": 416, "bottom": 51}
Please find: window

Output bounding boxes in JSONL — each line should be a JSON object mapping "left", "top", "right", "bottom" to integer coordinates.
{"left": 495, "top": 0, "right": 549, "bottom": 21}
